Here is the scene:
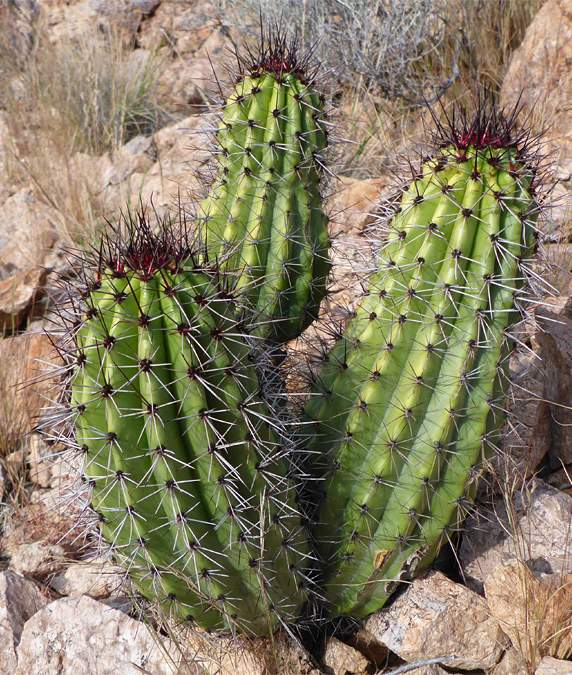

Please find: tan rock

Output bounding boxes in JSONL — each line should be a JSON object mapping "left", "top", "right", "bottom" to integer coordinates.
{"left": 536, "top": 296, "right": 572, "bottom": 466}
{"left": 0, "top": 267, "right": 48, "bottom": 333}
{"left": 137, "top": 0, "right": 230, "bottom": 113}
{"left": 49, "top": 560, "right": 124, "bottom": 599}
{"left": 0, "top": 332, "right": 59, "bottom": 433}
{"left": 0, "top": 570, "right": 47, "bottom": 673}
{"left": 41, "top": 0, "right": 161, "bottom": 46}
{"left": 364, "top": 571, "right": 506, "bottom": 671}
{"left": 323, "top": 637, "right": 370, "bottom": 674}
{"left": 501, "top": 0, "right": 572, "bottom": 235}
{"left": 493, "top": 648, "right": 528, "bottom": 675}
{"left": 15, "top": 595, "right": 182, "bottom": 675}
{"left": 498, "top": 342, "right": 551, "bottom": 481}
{"left": 0, "top": 189, "right": 59, "bottom": 278}
{"left": 461, "top": 479, "right": 572, "bottom": 591}
{"left": 535, "top": 656, "right": 572, "bottom": 674}
{"left": 9, "top": 541, "right": 67, "bottom": 577}
{"left": 485, "top": 561, "right": 572, "bottom": 667}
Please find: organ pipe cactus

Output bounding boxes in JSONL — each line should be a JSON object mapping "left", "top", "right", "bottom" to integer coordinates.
{"left": 198, "top": 31, "right": 330, "bottom": 343}
{"left": 66, "top": 212, "right": 310, "bottom": 636}
{"left": 304, "top": 104, "right": 543, "bottom": 619}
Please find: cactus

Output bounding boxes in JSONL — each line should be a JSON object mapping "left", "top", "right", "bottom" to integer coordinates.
{"left": 67, "top": 212, "right": 310, "bottom": 636}
{"left": 304, "top": 104, "right": 542, "bottom": 618}
{"left": 198, "top": 30, "right": 330, "bottom": 343}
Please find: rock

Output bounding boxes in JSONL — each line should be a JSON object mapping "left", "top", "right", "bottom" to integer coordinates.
{"left": 493, "top": 648, "right": 528, "bottom": 675}
{"left": 15, "top": 595, "right": 182, "bottom": 675}
{"left": 364, "top": 570, "right": 506, "bottom": 671}
{"left": 461, "top": 479, "right": 572, "bottom": 591}
{"left": 0, "top": 189, "right": 59, "bottom": 279}
{"left": 498, "top": 341, "right": 551, "bottom": 480}
{"left": 9, "top": 541, "right": 67, "bottom": 577}
{"left": 323, "top": 637, "right": 370, "bottom": 674}
{"left": 536, "top": 296, "right": 572, "bottom": 467}
{"left": 0, "top": 267, "right": 49, "bottom": 334}
{"left": 501, "top": 0, "right": 572, "bottom": 235}
{"left": 41, "top": 0, "right": 161, "bottom": 46}
{"left": 49, "top": 560, "right": 124, "bottom": 599}
{"left": 137, "top": 0, "right": 230, "bottom": 113}
{"left": 0, "top": 332, "right": 59, "bottom": 433}
{"left": 128, "top": 113, "right": 206, "bottom": 214}
{"left": 0, "top": 570, "right": 47, "bottom": 673}
{"left": 485, "top": 561, "right": 572, "bottom": 666}
{"left": 536, "top": 656, "right": 572, "bottom": 674}
{"left": 1, "top": 485, "right": 87, "bottom": 562}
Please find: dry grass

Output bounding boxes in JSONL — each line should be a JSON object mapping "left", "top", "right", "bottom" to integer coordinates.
{"left": 0, "top": 10, "right": 166, "bottom": 243}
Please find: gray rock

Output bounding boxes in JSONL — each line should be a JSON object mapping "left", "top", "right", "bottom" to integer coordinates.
{"left": 0, "top": 570, "right": 47, "bottom": 673}
{"left": 364, "top": 571, "right": 507, "bottom": 671}
{"left": 15, "top": 595, "right": 182, "bottom": 675}
{"left": 49, "top": 560, "right": 125, "bottom": 599}
{"left": 460, "top": 479, "right": 572, "bottom": 592}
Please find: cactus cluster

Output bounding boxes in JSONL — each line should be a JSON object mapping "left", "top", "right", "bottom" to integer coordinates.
{"left": 46, "top": 29, "right": 549, "bottom": 640}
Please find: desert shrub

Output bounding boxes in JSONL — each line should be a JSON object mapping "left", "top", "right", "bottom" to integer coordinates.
{"left": 223, "top": 0, "right": 543, "bottom": 101}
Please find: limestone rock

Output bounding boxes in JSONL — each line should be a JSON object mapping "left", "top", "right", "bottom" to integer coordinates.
{"left": 0, "top": 570, "right": 47, "bottom": 673}
{"left": 49, "top": 560, "right": 124, "bottom": 599}
{"left": 461, "top": 479, "right": 572, "bottom": 592}
{"left": 536, "top": 656, "right": 572, "bottom": 674}
{"left": 501, "top": 0, "right": 572, "bottom": 235}
{"left": 364, "top": 570, "right": 506, "bottom": 671}
{"left": 323, "top": 637, "right": 370, "bottom": 675}
{"left": 485, "top": 561, "right": 572, "bottom": 667}
{"left": 15, "top": 595, "right": 182, "bottom": 675}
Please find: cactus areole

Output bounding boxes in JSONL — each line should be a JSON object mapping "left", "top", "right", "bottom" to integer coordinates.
{"left": 69, "top": 213, "right": 310, "bottom": 636}
{"left": 305, "top": 103, "right": 543, "bottom": 619}
{"left": 199, "top": 31, "right": 330, "bottom": 343}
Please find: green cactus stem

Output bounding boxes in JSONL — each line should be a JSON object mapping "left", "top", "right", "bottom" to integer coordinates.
{"left": 198, "top": 31, "right": 330, "bottom": 343}
{"left": 68, "top": 212, "right": 310, "bottom": 635}
{"left": 304, "top": 104, "right": 542, "bottom": 619}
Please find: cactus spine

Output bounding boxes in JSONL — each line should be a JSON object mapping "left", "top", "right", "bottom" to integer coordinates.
{"left": 304, "top": 109, "right": 539, "bottom": 618}
{"left": 70, "top": 215, "right": 309, "bottom": 635}
{"left": 199, "top": 33, "right": 330, "bottom": 343}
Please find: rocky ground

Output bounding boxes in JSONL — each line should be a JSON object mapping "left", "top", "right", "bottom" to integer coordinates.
{"left": 0, "top": 1, "right": 572, "bottom": 674}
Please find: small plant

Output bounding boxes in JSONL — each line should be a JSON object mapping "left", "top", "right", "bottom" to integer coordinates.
{"left": 198, "top": 31, "right": 330, "bottom": 343}
{"left": 304, "top": 102, "right": 548, "bottom": 618}
{"left": 59, "top": 211, "right": 310, "bottom": 636}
